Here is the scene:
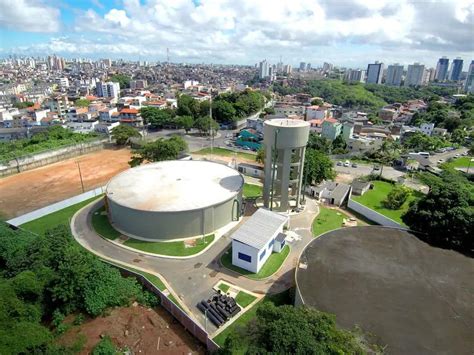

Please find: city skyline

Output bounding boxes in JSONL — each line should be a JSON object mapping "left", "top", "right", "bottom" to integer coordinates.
{"left": 0, "top": 0, "right": 473, "bottom": 66}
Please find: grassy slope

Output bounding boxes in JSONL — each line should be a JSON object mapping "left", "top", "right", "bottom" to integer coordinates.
{"left": 243, "top": 183, "right": 263, "bottom": 198}
{"left": 446, "top": 156, "right": 473, "bottom": 168}
{"left": 213, "top": 290, "right": 292, "bottom": 350}
{"left": 91, "top": 206, "right": 121, "bottom": 240}
{"left": 193, "top": 147, "right": 256, "bottom": 161}
{"left": 221, "top": 245, "right": 290, "bottom": 280}
{"left": 20, "top": 196, "right": 101, "bottom": 235}
{"left": 352, "top": 181, "right": 421, "bottom": 225}
{"left": 123, "top": 234, "right": 215, "bottom": 256}
{"left": 312, "top": 206, "right": 349, "bottom": 237}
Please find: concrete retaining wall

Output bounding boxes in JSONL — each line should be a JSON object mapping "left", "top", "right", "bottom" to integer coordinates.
{"left": 347, "top": 197, "right": 407, "bottom": 229}
{"left": 0, "top": 139, "right": 107, "bottom": 177}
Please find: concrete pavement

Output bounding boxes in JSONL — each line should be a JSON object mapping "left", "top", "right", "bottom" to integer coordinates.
{"left": 71, "top": 198, "right": 319, "bottom": 334}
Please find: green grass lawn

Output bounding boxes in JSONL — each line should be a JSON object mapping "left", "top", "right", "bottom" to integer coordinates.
{"left": 20, "top": 196, "right": 102, "bottom": 235}
{"left": 194, "top": 147, "right": 256, "bottom": 161}
{"left": 220, "top": 245, "right": 290, "bottom": 280}
{"left": 243, "top": 183, "right": 263, "bottom": 198}
{"left": 218, "top": 283, "right": 230, "bottom": 293}
{"left": 312, "top": 206, "right": 350, "bottom": 237}
{"left": 235, "top": 291, "right": 257, "bottom": 308}
{"left": 446, "top": 156, "right": 473, "bottom": 168}
{"left": 123, "top": 234, "right": 215, "bottom": 257}
{"left": 213, "top": 289, "right": 292, "bottom": 351}
{"left": 352, "top": 181, "right": 421, "bottom": 225}
{"left": 91, "top": 206, "right": 121, "bottom": 240}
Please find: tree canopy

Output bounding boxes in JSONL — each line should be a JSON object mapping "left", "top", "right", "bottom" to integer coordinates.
{"left": 0, "top": 223, "right": 157, "bottom": 353}
{"left": 109, "top": 74, "right": 130, "bottom": 89}
{"left": 129, "top": 136, "right": 188, "bottom": 167}
{"left": 141, "top": 107, "right": 176, "bottom": 128}
{"left": 402, "top": 173, "right": 474, "bottom": 255}
{"left": 111, "top": 124, "right": 140, "bottom": 145}
{"left": 194, "top": 116, "right": 219, "bottom": 136}
{"left": 303, "top": 148, "right": 336, "bottom": 185}
{"left": 13, "top": 101, "right": 35, "bottom": 109}
{"left": 240, "top": 303, "right": 364, "bottom": 354}
{"left": 74, "top": 98, "right": 91, "bottom": 108}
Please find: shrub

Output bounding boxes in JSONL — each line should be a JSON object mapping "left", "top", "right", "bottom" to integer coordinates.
{"left": 383, "top": 185, "right": 410, "bottom": 209}
{"left": 92, "top": 336, "right": 117, "bottom": 355}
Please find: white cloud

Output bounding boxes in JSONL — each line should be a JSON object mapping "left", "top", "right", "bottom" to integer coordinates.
{"left": 4, "top": 0, "right": 474, "bottom": 65}
{"left": 0, "top": 0, "right": 60, "bottom": 32}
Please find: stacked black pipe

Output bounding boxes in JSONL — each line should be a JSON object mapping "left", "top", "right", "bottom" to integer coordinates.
{"left": 196, "top": 290, "right": 242, "bottom": 328}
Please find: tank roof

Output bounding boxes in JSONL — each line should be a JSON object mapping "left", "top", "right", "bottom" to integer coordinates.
{"left": 106, "top": 160, "right": 243, "bottom": 212}
{"left": 264, "top": 118, "right": 310, "bottom": 128}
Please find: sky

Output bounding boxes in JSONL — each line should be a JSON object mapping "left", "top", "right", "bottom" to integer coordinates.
{"left": 0, "top": 0, "right": 473, "bottom": 68}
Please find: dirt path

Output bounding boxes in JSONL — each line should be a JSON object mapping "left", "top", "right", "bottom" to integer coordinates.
{"left": 0, "top": 148, "right": 132, "bottom": 219}
{"left": 58, "top": 305, "right": 205, "bottom": 354}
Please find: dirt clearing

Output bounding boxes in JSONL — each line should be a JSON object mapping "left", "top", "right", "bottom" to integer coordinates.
{"left": 58, "top": 305, "right": 205, "bottom": 354}
{"left": 0, "top": 147, "right": 131, "bottom": 219}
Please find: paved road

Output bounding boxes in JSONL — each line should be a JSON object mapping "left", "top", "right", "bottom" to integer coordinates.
{"left": 72, "top": 198, "right": 319, "bottom": 334}
{"left": 334, "top": 163, "right": 404, "bottom": 181}
{"left": 427, "top": 147, "right": 468, "bottom": 166}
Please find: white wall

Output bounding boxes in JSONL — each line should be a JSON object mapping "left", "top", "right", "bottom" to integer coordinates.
{"left": 232, "top": 228, "right": 283, "bottom": 273}
{"left": 232, "top": 240, "right": 259, "bottom": 273}
{"left": 347, "top": 198, "right": 407, "bottom": 229}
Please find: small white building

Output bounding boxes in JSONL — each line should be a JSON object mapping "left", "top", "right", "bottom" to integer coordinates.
{"left": 231, "top": 208, "right": 288, "bottom": 273}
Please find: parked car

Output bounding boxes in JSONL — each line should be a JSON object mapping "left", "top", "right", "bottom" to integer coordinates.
{"left": 343, "top": 161, "right": 350, "bottom": 167}
{"left": 242, "top": 146, "right": 251, "bottom": 150}
{"left": 351, "top": 163, "right": 358, "bottom": 168}
{"left": 438, "top": 159, "right": 444, "bottom": 163}
{"left": 455, "top": 153, "right": 461, "bottom": 158}
{"left": 373, "top": 165, "right": 381, "bottom": 171}
{"left": 337, "top": 161, "right": 343, "bottom": 166}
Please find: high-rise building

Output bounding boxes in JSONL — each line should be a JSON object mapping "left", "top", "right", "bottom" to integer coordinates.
{"left": 435, "top": 57, "right": 449, "bottom": 81}
{"left": 405, "top": 63, "right": 425, "bottom": 87}
{"left": 385, "top": 64, "right": 404, "bottom": 86}
{"left": 306, "top": 63, "right": 311, "bottom": 71}
{"left": 426, "top": 67, "right": 436, "bottom": 82}
{"left": 299, "top": 62, "right": 306, "bottom": 71}
{"left": 465, "top": 60, "right": 474, "bottom": 93}
{"left": 345, "top": 69, "right": 366, "bottom": 83}
{"left": 366, "top": 62, "right": 384, "bottom": 84}
{"left": 96, "top": 81, "right": 120, "bottom": 99}
{"left": 283, "top": 64, "right": 292, "bottom": 75}
{"left": 449, "top": 58, "right": 463, "bottom": 81}
{"left": 258, "top": 60, "right": 269, "bottom": 79}
{"left": 323, "top": 62, "right": 333, "bottom": 72}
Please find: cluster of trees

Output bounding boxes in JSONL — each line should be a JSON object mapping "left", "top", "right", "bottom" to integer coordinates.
{"left": 273, "top": 79, "right": 463, "bottom": 118}
{"left": 111, "top": 124, "right": 141, "bottom": 145}
{"left": 13, "top": 101, "right": 35, "bottom": 109}
{"left": 221, "top": 303, "right": 365, "bottom": 354}
{"left": 129, "top": 136, "right": 188, "bottom": 167}
{"left": 273, "top": 80, "right": 386, "bottom": 112}
{"left": 410, "top": 96, "right": 474, "bottom": 136}
{"left": 402, "top": 170, "right": 474, "bottom": 255}
{"left": 74, "top": 98, "right": 91, "bottom": 108}
{"left": 0, "top": 224, "right": 158, "bottom": 353}
{"left": 364, "top": 84, "right": 456, "bottom": 105}
{"left": 0, "top": 126, "right": 98, "bottom": 162}
{"left": 304, "top": 134, "right": 337, "bottom": 185}
{"left": 141, "top": 97, "right": 218, "bottom": 136}
{"left": 383, "top": 185, "right": 411, "bottom": 209}
{"left": 402, "top": 132, "right": 450, "bottom": 152}
{"left": 212, "top": 89, "right": 266, "bottom": 123}
{"left": 109, "top": 74, "right": 131, "bottom": 89}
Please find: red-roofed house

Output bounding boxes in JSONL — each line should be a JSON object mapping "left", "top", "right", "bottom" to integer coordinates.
{"left": 119, "top": 108, "right": 143, "bottom": 127}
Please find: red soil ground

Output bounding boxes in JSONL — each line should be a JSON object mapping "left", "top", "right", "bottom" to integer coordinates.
{"left": 58, "top": 305, "right": 205, "bottom": 354}
{"left": 0, "top": 147, "right": 132, "bottom": 219}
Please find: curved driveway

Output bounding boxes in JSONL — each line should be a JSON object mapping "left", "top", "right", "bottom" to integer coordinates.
{"left": 71, "top": 198, "right": 318, "bottom": 331}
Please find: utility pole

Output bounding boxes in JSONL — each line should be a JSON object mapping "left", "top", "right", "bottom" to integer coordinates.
{"left": 76, "top": 161, "right": 85, "bottom": 193}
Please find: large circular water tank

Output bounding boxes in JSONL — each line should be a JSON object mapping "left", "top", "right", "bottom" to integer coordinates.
{"left": 105, "top": 160, "right": 244, "bottom": 241}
